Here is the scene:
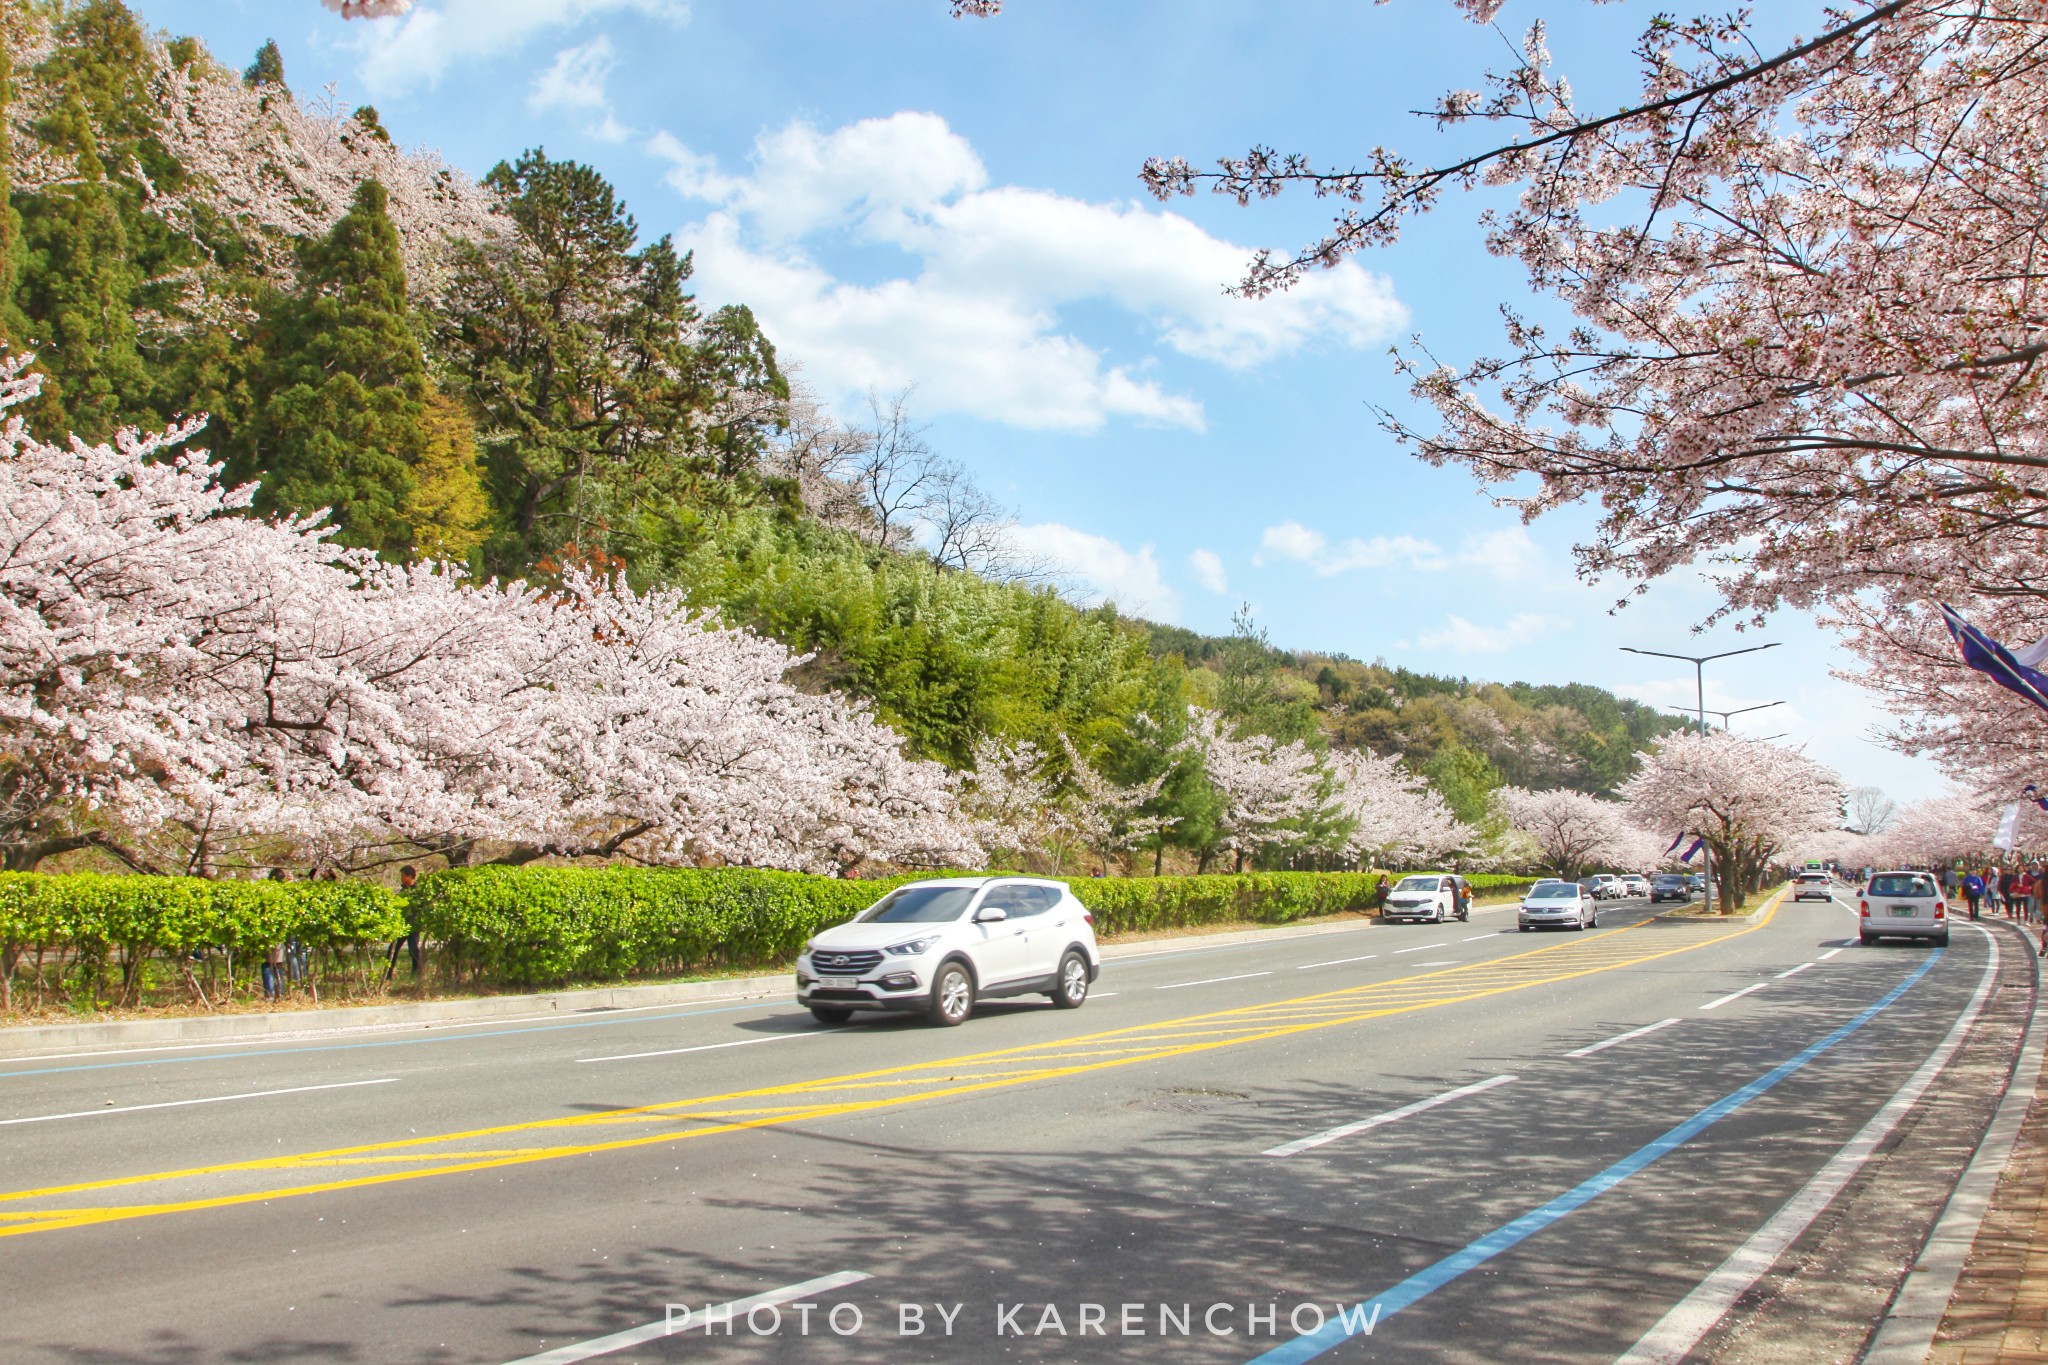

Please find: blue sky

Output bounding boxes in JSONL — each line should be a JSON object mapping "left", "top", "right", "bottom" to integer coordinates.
{"left": 128, "top": 0, "right": 1946, "bottom": 802}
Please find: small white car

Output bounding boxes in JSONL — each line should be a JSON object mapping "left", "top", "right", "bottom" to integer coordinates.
{"left": 1859, "top": 871, "right": 1949, "bottom": 947}
{"left": 797, "top": 877, "right": 1100, "bottom": 1026}
{"left": 1793, "top": 870, "right": 1833, "bottom": 902}
{"left": 1382, "top": 874, "right": 1467, "bottom": 923}
{"left": 1586, "top": 874, "right": 1627, "bottom": 900}
{"left": 1520, "top": 881, "right": 1596, "bottom": 931}
{"left": 1619, "top": 875, "right": 1651, "bottom": 899}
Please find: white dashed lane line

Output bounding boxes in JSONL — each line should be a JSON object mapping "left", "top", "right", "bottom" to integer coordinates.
{"left": 1777, "top": 962, "right": 1814, "bottom": 979}
{"left": 1394, "top": 944, "right": 1445, "bottom": 955}
{"left": 1263, "top": 1075, "right": 1518, "bottom": 1157}
{"left": 1565, "top": 1018, "right": 1680, "bottom": 1058}
{"left": 1155, "top": 971, "right": 1272, "bottom": 991}
{"left": 1700, "top": 983, "right": 1768, "bottom": 1011}
{"left": 1818, "top": 947, "right": 1844, "bottom": 960}
{"left": 1295, "top": 955, "right": 1378, "bottom": 970}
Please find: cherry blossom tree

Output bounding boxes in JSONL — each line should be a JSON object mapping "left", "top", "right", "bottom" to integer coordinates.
{"left": 1179, "top": 708, "right": 1326, "bottom": 872}
{"left": 0, "top": 356, "right": 978, "bottom": 875}
{"left": 1325, "top": 747, "right": 1470, "bottom": 870}
{"left": 1863, "top": 790, "right": 2006, "bottom": 870}
{"left": 1497, "top": 786, "right": 1632, "bottom": 881}
{"left": 960, "top": 737, "right": 1070, "bottom": 869}
{"left": 1057, "top": 735, "right": 1175, "bottom": 874}
{"left": 1623, "top": 733, "right": 1843, "bottom": 913}
{"left": 322, "top": 1, "right": 414, "bottom": 16}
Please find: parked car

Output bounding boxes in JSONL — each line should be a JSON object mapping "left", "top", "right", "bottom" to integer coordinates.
{"left": 1650, "top": 873, "right": 1693, "bottom": 903}
{"left": 1793, "top": 870, "right": 1833, "bottom": 902}
{"left": 1859, "top": 870, "right": 1949, "bottom": 947}
{"left": 1382, "top": 873, "right": 1468, "bottom": 923}
{"left": 1520, "top": 881, "right": 1597, "bottom": 931}
{"left": 797, "top": 877, "right": 1100, "bottom": 1026}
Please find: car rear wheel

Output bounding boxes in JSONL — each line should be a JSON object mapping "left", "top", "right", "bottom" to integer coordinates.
{"left": 809, "top": 1005, "right": 854, "bottom": 1025}
{"left": 1050, "top": 951, "right": 1089, "bottom": 1009}
{"left": 1935, "top": 933, "right": 1950, "bottom": 947}
{"left": 1860, "top": 933, "right": 1875, "bottom": 946}
{"left": 929, "top": 962, "right": 974, "bottom": 1027}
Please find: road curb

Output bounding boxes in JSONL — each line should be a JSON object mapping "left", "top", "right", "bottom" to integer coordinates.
{"left": 1862, "top": 917, "right": 2044, "bottom": 1364}
{"left": 0, "top": 911, "right": 1416, "bottom": 1058}
{"left": 1652, "top": 884, "right": 1789, "bottom": 926}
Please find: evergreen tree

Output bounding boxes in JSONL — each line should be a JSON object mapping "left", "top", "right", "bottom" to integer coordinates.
{"left": 242, "top": 39, "right": 284, "bottom": 88}
{"left": 0, "top": 0, "right": 29, "bottom": 350}
{"left": 247, "top": 179, "right": 434, "bottom": 557}
{"left": 409, "top": 390, "right": 492, "bottom": 562}
{"left": 441, "top": 149, "right": 784, "bottom": 573}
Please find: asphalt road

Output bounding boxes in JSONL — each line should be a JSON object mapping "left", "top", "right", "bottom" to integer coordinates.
{"left": 0, "top": 888, "right": 2032, "bottom": 1364}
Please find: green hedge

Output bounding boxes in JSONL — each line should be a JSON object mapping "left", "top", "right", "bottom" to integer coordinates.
{"left": 1, "top": 865, "right": 1539, "bottom": 1004}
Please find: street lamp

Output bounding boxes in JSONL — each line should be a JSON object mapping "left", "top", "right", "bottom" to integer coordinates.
{"left": 1623, "top": 642, "right": 1781, "bottom": 910}
{"left": 1664, "top": 700, "right": 1786, "bottom": 731}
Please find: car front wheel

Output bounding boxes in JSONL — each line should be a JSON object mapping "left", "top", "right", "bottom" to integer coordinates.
{"left": 810, "top": 1005, "right": 853, "bottom": 1025}
{"left": 1051, "top": 951, "right": 1089, "bottom": 1009}
{"left": 929, "top": 962, "right": 974, "bottom": 1027}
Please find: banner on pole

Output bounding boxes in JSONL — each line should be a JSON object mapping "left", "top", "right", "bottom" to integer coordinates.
{"left": 1996, "top": 803, "right": 2021, "bottom": 851}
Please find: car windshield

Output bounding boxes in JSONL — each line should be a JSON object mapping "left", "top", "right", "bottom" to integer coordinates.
{"left": 1869, "top": 874, "right": 1936, "bottom": 899}
{"left": 1529, "top": 885, "right": 1578, "bottom": 900}
{"left": 1655, "top": 875, "right": 1685, "bottom": 884}
{"left": 1799, "top": 872, "right": 1828, "bottom": 881}
{"left": 1394, "top": 876, "right": 1443, "bottom": 893}
{"left": 862, "top": 886, "right": 978, "bottom": 923}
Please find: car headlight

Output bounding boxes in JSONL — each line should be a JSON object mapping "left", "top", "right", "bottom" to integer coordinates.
{"left": 885, "top": 937, "right": 937, "bottom": 957}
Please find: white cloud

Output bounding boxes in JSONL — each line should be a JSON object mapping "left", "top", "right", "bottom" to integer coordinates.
{"left": 1189, "top": 548, "right": 1230, "bottom": 595}
{"left": 528, "top": 36, "right": 628, "bottom": 141}
{"left": 1458, "top": 526, "right": 1544, "bottom": 580}
{"left": 1009, "top": 523, "right": 1181, "bottom": 623}
{"left": 351, "top": 0, "right": 686, "bottom": 94}
{"left": 1411, "top": 613, "right": 1570, "bottom": 654}
{"left": 1252, "top": 520, "right": 1444, "bottom": 573}
{"left": 652, "top": 113, "right": 1406, "bottom": 432}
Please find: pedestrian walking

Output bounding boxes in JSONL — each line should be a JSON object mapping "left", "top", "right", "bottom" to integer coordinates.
{"left": 1963, "top": 869, "right": 1984, "bottom": 920}
{"left": 2018, "top": 868, "right": 2036, "bottom": 925}
{"left": 384, "top": 865, "right": 422, "bottom": 982}
{"left": 2003, "top": 868, "right": 2020, "bottom": 917}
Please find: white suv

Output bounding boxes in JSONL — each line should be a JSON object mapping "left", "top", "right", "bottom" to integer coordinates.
{"left": 797, "top": 877, "right": 1101, "bottom": 1027}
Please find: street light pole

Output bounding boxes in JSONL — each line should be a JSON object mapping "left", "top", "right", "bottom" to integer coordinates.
{"left": 1664, "top": 700, "right": 1787, "bottom": 731}
{"left": 1622, "top": 643, "right": 1782, "bottom": 912}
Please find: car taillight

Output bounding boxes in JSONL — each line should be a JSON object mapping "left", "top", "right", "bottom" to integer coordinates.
{"left": 1935, "top": 904, "right": 1946, "bottom": 919}
{"left": 1082, "top": 910, "right": 1094, "bottom": 926}
{"left": 1860, "top": 901, "right": 1870, "bottom": 917}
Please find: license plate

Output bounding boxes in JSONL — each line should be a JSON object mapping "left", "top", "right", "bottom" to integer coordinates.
{"left": 820, "top": 972, "right": 862, "bottom": 982}
{"left": 1889, "top": 905, "right": 1919, "bottom": 916}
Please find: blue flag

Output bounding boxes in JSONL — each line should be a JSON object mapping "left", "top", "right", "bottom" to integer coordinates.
{"left": 2025, "top": 784, "right": 2048, "bottom": 814}
{"left": 1941, "top": 604, "right": 2048, "bottom": 716}
{"left": 1664, "top": 831, "right": 1686, "bottom": 855}
{"left": 1681, "top": 837, "right": 1705, "bottom": 863}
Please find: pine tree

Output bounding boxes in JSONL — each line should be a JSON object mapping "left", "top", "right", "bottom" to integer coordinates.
{"left": 249, "top": 179, "right": 433, "bottom": 557}
{"left": 0, "top": 0, "right": 29, "bottom": 350}
{"left": 242, "top": 39, "right": 284, "bottom": 88}
{"left": 409, "top": 390, "right": 492, "bottom": 562}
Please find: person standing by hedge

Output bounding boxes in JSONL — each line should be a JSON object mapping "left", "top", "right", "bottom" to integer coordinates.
{"left": 385, "top": 866, "right": 422, "bottom": 983}
{"left": 1373, "top": 872, "right": 1389, "bottom": 911}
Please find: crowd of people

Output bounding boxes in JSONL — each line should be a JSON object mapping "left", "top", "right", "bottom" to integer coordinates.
{"left": 1945, "top": 862, "right": 2048, "bottom": 956}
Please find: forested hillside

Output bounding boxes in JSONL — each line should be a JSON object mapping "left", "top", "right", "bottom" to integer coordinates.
{"left": 0, "top": 1, "right": 1683, "bottom": 873}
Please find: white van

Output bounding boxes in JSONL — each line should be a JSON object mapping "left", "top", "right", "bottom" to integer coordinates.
{"left": 1858, "top": 871, "right": 1949, "bottom": 947}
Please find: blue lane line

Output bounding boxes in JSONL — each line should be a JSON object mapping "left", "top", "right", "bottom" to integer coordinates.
{"left": 0, "top": 999, "right": 782, "bottom": 1080}
{"left": 1248, "top": 949, "right": 1946, "bottom": 1364}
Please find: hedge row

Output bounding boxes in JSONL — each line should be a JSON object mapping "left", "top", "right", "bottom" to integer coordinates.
{"left": 1, "top": 866, "right": 1548, "bottom": 1000}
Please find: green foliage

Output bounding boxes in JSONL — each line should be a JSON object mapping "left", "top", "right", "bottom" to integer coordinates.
{"left": 0, "top": 872, "right": 404, "bottom": 958}
{"left": 239, "top": 180, "right": 440, "bottom": 555}
{"left": 1422, "top": 742, "right": 1505, "bottom": 826}
{"left": 241, "top": 38, "right": 283, "bottom": 88}
{"left": 439, "top": 149, "right": 786, "bottom": 573}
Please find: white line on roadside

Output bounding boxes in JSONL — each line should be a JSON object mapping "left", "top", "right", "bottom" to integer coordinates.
{"left": 1417, "top": 961, "right": 1459, "bottom": 966}
{"left": 580, "top": 1033, "right": 817, "bottom": 1065}
{"left": 1155, "top": 971, "right": 1271, "bottom": 991}
{"left": 1090, "top": 992, "right": 1119, "bottom": 999}
{"left": 1818, "top": 947, "right": 1844, "bottom": 960}
{"left": 502, "top": 1270, "right": 873, "bottom": 1365}
{"left": 1566, "top": 1018, "right": 1680, "bottom": 1058}
{"left": 1296, "top": 955, "right": 1378, "bottom": 970}
{"left": 1618, "top": 925, "right": 2002, "bottom": 1365}
{"left": 1461, "top": 934, "right": 1493, "bottom": 943}
{"left": 1777, "top": 962, "right": 1814, "bottom": 979}
{"left": 0, "top": 1077, "right": 396, "bottom": 1126}
{"left": 1264, "top": 1075, "right": 1517, "bottom": 1158}
{"left": 1393, "top": 944, "right": 1444, "bottom": 954}
{"left": 1700, "top": 983, "right": 1768, "bottom": 1011}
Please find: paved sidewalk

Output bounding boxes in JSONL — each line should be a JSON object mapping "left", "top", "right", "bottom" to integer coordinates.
{"left": 1928, "top": 919, "right": 2048, "bottom": 1364}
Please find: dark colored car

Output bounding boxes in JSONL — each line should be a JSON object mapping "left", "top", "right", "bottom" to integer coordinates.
{"left": 1650, "top": 873, "right": 1693, "bottom": 903}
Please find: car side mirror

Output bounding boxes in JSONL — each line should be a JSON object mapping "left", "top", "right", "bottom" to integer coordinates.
{"left": 974, "top": 906, "right": 1008, "bottom": 923}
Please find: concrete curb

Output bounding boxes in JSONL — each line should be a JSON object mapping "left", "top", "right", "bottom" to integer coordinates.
{"left": 0, "top": 911, "right": 1412, "bottom": 1058}
{"left": 1652, "top": 885, "right": 1789, "bottom": 926}
{"left": 1863, "top": 917, "right": 2045, "bottom": 1364}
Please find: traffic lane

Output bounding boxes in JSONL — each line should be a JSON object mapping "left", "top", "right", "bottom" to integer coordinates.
{"left": 0, "top": 903, "right": 1958, "bottom": 1361}
{"left": 0, "top": 900, "right": 1677, "bottom": 1175}
{"left": 0, "top": 898, "right": 1755, "bottom": 1204}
